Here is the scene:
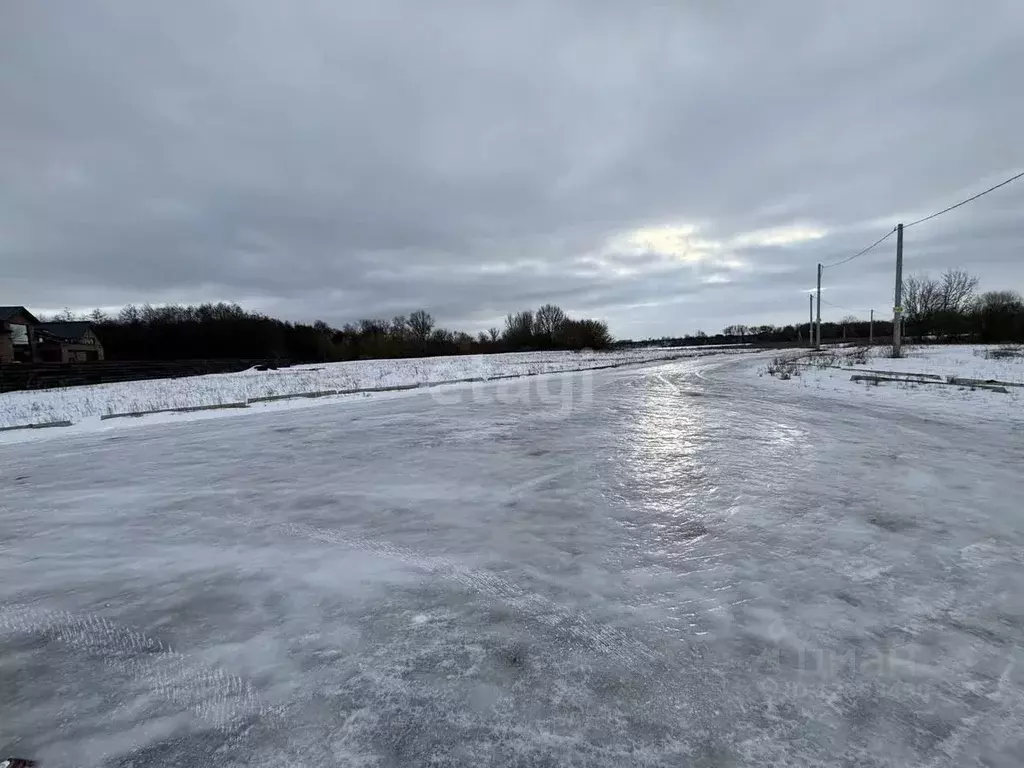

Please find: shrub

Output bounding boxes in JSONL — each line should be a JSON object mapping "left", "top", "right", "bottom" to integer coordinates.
{"left": 806, "top": 351, "right": 838, "bottom": 369}
{"left": 766, "top": 356, "right": 801, "bottom": 380}
{"left": 845, "top": 346, "right": 868, "bottom": 365}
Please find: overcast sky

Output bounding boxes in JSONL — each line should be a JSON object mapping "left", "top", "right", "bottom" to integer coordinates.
{"left": 3, "top": 1, "right": 1022, "bottom": 338}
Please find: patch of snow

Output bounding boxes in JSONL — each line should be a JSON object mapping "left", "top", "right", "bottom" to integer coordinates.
{"left": 749, "top": 344, "right": 1024, "bottom": 425}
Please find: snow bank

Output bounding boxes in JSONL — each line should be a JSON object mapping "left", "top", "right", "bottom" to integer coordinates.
{"left": 752, "top": 344, "right": 1024, "bottom": 424}
{"left": 0, "top": 347, "right": 707, "bottom": 430}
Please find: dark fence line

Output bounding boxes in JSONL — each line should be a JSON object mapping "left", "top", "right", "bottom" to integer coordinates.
{"left": 0, "top": 359, "right": 290, "bottom": 393}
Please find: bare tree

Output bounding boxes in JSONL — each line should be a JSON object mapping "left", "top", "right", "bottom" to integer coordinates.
{"left": 904, "top": 269, "right": 978, "bottom": 320}
{"left": 975, "top": 290, "right": 1024, "bottom": 343}
{"left": 938, "top": 268, "right": 979, "bottom": 312}
{"left": 88, "top": 308, "right": 107, "bottom": 323}
{"left": 533, "top": 304, "right": 567, "bottom": 346}
{"left": 118, "top": 304, "right": 141, "bottom": 324}
{"left": 503, "top": 310, "right": 535, "bottom": 348}
{"left": 556, "top": 318, "right": 612, "bottom": 350}
{"left": 390, "top": 315, "right": 409, "bottom": 339}
{"left": 978, "top": 290, "right": 1024, "bottom": 313}
{"left": 487, "top": 327, "right": 500, "bottom": 343}
{"left": 408, "top": 310, "right": 434, "bottom": 342}
{"left": 454, "top": 331, "right": 474, "bottom": 353}
{"left": 902, "top": 273, "right": 942, "bottom": 322}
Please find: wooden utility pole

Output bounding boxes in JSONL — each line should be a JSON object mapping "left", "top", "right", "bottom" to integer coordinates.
{"left": 892, "top": 223, "right": 904, "bottom": 357}
{"left": 869, "top": 309, "right": 874, "bottom": 348}
{"left": 815, "top": 263, "right": 822, "bottom": 349}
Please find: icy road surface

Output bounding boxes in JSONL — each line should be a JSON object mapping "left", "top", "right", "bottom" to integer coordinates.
{"left": 2, "top": 355, "right": 1023, "bottom": 767}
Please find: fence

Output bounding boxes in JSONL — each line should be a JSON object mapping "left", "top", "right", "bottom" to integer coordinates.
{"left": 0, "top": 359, "right": 289, "bottom": 394}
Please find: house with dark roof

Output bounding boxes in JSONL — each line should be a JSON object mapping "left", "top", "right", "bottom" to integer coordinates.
{"left": 1, "top": 307, "right": 105, "bottom": 363}
{"left": 35, "top": 322, "right": 105, "bottom": 362}
{"left": 0, "top": 306, "right": 40, "bottom": 363}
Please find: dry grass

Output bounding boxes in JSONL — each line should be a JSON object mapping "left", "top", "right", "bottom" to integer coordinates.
{"left": 764, "top": 356, "right": 802, "bottom": 380}
{"left": 983, "top": 344, "right": 1024, "bottom": 360}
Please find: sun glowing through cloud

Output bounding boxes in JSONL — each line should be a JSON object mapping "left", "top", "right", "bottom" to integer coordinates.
{"left": 616, "top": 224, "right": 705, "bottom": 262}
{"left": 730, "top": 224, "right": 827, "bottom": 248}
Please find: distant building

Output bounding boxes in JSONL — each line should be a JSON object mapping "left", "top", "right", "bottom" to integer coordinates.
{"left": 35, "top": 322, "right": 105, "bottom": 362}
{"left": 0, "top": 307, "right": 105, "bottom": 363}
{"left": 0, "top": 306, "right": 39, "bottom": 363}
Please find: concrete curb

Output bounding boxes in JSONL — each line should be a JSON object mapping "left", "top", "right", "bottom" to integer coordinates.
{"left": 101, "top": 402, "right": 249, "bottom": 420}
{"left": 369, "top": 383, "right": 421, "bottom": 392}
{"left": 0, "top": 420, "right": 73, "bottom": 432}
{"left": 248, "top": 390, "right": 338, "bottom": 403}
{"left": 850, "top": 374, "right": 1009, "bottom": 393}
{"left": 949, "top": 376, "right": 1024, "bottom": 389}
{"left": 798, "top": 364, "right": 944, "bottom": 380}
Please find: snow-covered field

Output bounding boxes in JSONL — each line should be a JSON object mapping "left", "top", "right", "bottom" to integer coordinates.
{"left": 0, "top": 347, "right": 727, "bottom": 431}
{"left": 753, "top": 344, "right": 1024, "bottom": 424}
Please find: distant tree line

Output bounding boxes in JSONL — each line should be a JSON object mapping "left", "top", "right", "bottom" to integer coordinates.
{"left": 615, "top": 319, "right": 877, "bottom": 348}
{"left": 618, "top": 269, "right": 1022, "bottom": 349}
{"left": 616, "top": 323, "right": 831, "bottom": 349}
{"left": 44, "top": 267, "right": 1021, "bottom": 362}
{"left": 52, "top": 302, "right": 612, "bottom": 362}
{"left": 899, "top": 269, "right": 1023, "bottom": 343}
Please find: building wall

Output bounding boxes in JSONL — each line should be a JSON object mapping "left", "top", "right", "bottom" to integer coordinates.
{"left": 1, "top": 310, "right": 37, "bottom": 363}
{"left": 36, "top": 342, "right": 105, "bottom": 363}
{"left": 81, "top": 329, "right": 105, "bottom": 360}
{"left": 60, "top": 344, "right": 104, "bottom": 363}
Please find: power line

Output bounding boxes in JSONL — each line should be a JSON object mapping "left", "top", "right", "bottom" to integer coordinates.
{"left": 820, "top": 297, "right": 878, "bottom": 315}
{"left": 821, "top": 227, "right": 897, "bottom": 269}
{"left": 818, "top": 169, "right": 1023, "bottom": 272}
{"left": 904, "top": 169, "right": 1024, "bottom": 229}
{"left": 819, "top": 297, "right": 857, "bottom": 311}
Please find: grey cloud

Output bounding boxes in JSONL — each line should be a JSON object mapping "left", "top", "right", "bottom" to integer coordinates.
{"left": 2, "top": 0, "right": 1022, "bottom": 338}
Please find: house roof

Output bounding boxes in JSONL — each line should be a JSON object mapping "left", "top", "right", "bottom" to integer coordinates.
{"left": 0, "top": 306, "right": 40, "bottom": 324}
{"left": 35, "top": 321, "right": 96, "bottom": 342}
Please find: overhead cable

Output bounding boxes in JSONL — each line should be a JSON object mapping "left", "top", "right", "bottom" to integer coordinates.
{"left": 821, "top": 227, "right": 897, "bottom": 269}
{"left": 904, "top": 169, "right": 1024, "bottom": 229}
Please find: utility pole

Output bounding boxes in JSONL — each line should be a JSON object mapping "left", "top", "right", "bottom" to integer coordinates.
{"left": 815, "top": 263, "right": 822, "bottom": 350}
{"left": 869, "top": 309, "right": 874, "bottom": 348}
{"left": 808, "top": 293, "right": 814, "bottom": 348}
{"left": 893, "top": 223, "right": 904, "bottom": 357}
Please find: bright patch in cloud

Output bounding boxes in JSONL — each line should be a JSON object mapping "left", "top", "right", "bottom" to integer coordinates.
{"left": 584, "top": 219, "right": 822, "bottom": 285}
{"left": 731, "top": 224, "right": 828, "bottom": 248}
{"left": 702, "top": 274, "right": 732, "bottom": 284}
{"left": 615, "top": 224, "right": 702, "bottom": 261}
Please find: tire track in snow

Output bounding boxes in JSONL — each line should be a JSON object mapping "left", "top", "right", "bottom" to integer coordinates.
{"left": 0, "top": 606, "right": 285, "bottom": 751}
